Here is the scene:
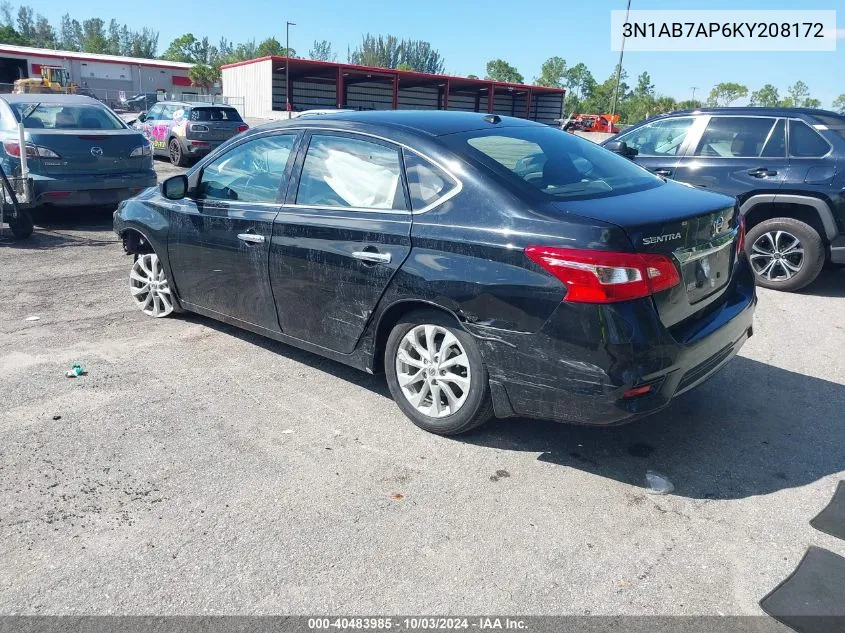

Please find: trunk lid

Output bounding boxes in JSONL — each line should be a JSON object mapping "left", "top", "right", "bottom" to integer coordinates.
{"left": 555, "top": 180, "right": 741, "bottom": 327}
{"left": 27, "top": 129, "right": 148, "bottom": 176}
{"left": 185, "top": 107, "right": 244, "bottom": 142}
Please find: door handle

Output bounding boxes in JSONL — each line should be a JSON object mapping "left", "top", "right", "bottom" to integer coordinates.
{"left": 653, "top": 168, "right": 673, "bottom": 177}
{"left": 748, "top": 167, "right": 777, "bottom": 178}
{"left": 352, "top": 250, "right": 391, "bottom": 264}
{"left": 237, "top": 232, "right": 265, "bottom": 244}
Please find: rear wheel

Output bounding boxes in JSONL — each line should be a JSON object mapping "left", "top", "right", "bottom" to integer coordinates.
{"left": 745, "top": 217, "right": 824, "bottom": 292}
{"left": 168, "top": 138, "right": 187, "bottom": 167}
{"left": 385, "top": 310, "right": 493, "bottom": 435}
{"left": 7, "top": 210, "right": 33, "bottom": 239}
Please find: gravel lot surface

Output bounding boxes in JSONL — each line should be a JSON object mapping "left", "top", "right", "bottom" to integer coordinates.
{"left": 1, "top": 159, "right": 843, "bottom": 616}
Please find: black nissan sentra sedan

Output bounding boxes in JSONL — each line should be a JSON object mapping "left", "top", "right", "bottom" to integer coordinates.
{"left": 114, "top": 111, "right": 756, "bottom": 435}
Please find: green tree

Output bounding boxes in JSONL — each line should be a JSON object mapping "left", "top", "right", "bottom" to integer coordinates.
{"left": 706, "top": 82, "right": 748, "bottom": 106}
{"left": 536, "top": 56, "right": 566, "bottom": 88}
{"left": 81, "top": 18, "right": 108, "bottom": 53}
{"left": 33, "top": 15, "right": 56, "bottom": 48}
{"left": 833, "top": 94, "right": 845, "bottom": 114}
{"left": 0, "top": 2, "right": 13, "bottom": 27}
{"left": 59, "top": 14, "right": 78, "bottom": 50}
{"left": 399, "top": 39, "right": 445, "bottom": 74}
{"left": 397, "top": 62, "right": 412, "bottom": 70}
{"left": 634, "top": 71, "right": 654, "bottom": 98}
{"left": 188, "top": 63, "right": 220, "bottom": 94}
{"left": 0, "top": 23, "right": 28, "bottom": 45}
{"left": 349, "top": 33, "right": 402, "bottom": 68}
{"left": 786, "top": 81, "right": 810, "bottom": 106}
{"left": 676, "top": 99, "right": 702, "bottom": 110}
{"left": 485, "top": 59, "right": 523, "bottom": 84}
{"left": 466, "top": 74, "right": 478, "bottom": 79}
{"left": 162, "top": 33, "right": 200, "bottom": 63}
{"left": 308, "top": 39, "right": 335, "bottom": 62}
{"left": 749, "top": 84, "right": 779, "bottom": 107}
{"left": 802, "top": 98, "right": 821, "bottom": 108}
{"left": 16, "top": 6, "right": 33, "bottom": 41}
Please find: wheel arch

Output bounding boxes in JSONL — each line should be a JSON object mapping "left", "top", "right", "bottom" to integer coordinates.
{"left": 739, "top": 194, "right": 837, "bottom": 243}
{"left": 371, "top": 299, "right": 465, "bottom": 374}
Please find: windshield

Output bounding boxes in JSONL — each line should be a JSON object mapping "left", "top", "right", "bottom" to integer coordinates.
{"left": 12, "top": 103, "right": 125, "bottom": 130}
{"left": 444, "top": 125, "right": 662, "bottom": 201}
{"left": 190, "top": 107, "right": 242, "bottom": 122}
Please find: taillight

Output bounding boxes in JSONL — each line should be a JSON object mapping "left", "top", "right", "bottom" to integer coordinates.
{"left": 736, "top": 215, "right": 746, "bottom": 257}
{"left": 236, "top": 124, "right": 249, "bottom": 133}
{"left": 524, "top": 246, "right": 681, "bottom": 303}
{"left": 3, "top": 141, "right": 60, "bottom": 159}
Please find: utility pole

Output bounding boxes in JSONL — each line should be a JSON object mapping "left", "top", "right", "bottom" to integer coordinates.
{"left": 691, "top": 86, "right": 698, "bottom": 105}
{"left": 609, "top": 0, "right": 632, "bottom": 132}
{"left": 286, "top": 21, "right": 296, "bottom": 113}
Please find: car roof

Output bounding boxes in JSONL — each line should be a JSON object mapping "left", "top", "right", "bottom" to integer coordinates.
{"left": 0, "top": 93, "right": 101, "bottom": 105}
{"left": 264, "top": 110, "right": 544, "bottom": 137}
{"left": 643, "top": 106, "right": 843, "bottom": 121}
{"left": 155, "top": 101, "right": 238, "bottom": 108}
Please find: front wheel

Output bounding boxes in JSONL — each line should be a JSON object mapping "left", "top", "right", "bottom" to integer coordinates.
{"left": 745, "top": 217, "right": 824, "bottom": 292}
{"left": 168, "top": 138, "right": 187, "bottom": 167}
{"left": 130, "top": 253, "right": 176, "bottom": 317}
{"left": 384, "top": 311, "right": 493, "bottom": 435}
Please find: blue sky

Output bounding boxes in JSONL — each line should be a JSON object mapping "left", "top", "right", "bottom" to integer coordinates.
{"left": 35, "top": 0, "right": 844, "bottom": 108}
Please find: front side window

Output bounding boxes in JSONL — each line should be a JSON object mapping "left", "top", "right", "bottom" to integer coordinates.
{"left": 444, "top": 125, "right": 661, "bottom": 201}
{"left": 403, "top": 152, "right": 457, "bottom": 211}
{"left": 694, "top": 117, "right": 778, "bottom": 158}
{"left": 616, "top": 117, "right": 695, "bottom": 156}
{"left": 789, "top": 120, "right": 830, "bottom": 157}
{"left": 199, "top": 134, "right": 296, "bottom": 204}
{"left": 296, "top": 134, "right": 406, "bottom": 210}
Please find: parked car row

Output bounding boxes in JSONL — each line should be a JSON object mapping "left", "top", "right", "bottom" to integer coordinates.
{"left": 2, "top": 96, "right": 842, "bottom": 436}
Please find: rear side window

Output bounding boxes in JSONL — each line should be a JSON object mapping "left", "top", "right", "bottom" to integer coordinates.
{"left": 445, "top": 126, "right": 661, "bottom": 201}
{"left": 191, "top": 107, "right": 243, "bottom": 122}
{"left": 296, "top": 134, "right": 406, "bottom": 210}
{"left": 760, "top": 120, "right": 786, "bottom": 158}
{"left": 615, "top": 117, "right": 695, "bottom": 156}
{"left": 403, "top": 152, "right": 457, "bottom": 211}
{"left": 694, "top": 117, "right": 777, "bottom": 158}
{"left": 789, "top": 120, "right": 830, "bottom": 157}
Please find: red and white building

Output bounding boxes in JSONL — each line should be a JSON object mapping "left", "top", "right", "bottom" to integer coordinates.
{"left": 0, "top": 44, "right": 216, "bottom": 100}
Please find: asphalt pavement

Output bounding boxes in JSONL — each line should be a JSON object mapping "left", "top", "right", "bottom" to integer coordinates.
{"left": 0, "top": 159, "right": 843, "bottom": 615}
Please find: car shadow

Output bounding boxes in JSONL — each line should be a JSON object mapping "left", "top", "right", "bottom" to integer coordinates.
{"left": 801, "top": 266, "right": 845, "bottom": 298}
{"left": 460, "top": 356, "right": 845, "bottom": 500}
{"left": 173, "top": 314, "right": 845, "bottom": 501}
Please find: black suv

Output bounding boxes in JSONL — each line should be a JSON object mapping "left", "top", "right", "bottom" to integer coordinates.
{"left": 604, "top": 108, "right": 845, "bottom": 291}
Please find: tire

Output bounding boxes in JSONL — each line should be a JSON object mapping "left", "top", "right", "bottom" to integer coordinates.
{"left": 168, "top": 138, "right": 187, "bottom": 167}
{"left": 129, "top": 252, "right": 178, "bottom": 317}
{"left": 745, "top": 217, "right": 825, "bottom": 292}
{"left": 8, "top": 211, "right": 33, "bottom": 239}
{"left": 384, "top": 310, "right": 494, "bottom": 435}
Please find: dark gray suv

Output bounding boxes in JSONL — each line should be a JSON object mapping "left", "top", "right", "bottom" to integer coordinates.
{"left": 604, "top": 108, "right": 845, "bottom": 291}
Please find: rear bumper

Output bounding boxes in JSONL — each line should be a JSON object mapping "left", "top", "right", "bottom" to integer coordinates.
{"left": 474, "top": 259, "right": 757, "bottom": 425}
{"left": 32, "top": 171, "right": 157, "bottom": 207}
{"left": 180, "top": 138, "right": 225, "bottom": 157}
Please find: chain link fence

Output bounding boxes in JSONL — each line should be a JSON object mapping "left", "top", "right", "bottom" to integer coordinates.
{"left": 0, "top": 83, "right": 244, "bottom": 115}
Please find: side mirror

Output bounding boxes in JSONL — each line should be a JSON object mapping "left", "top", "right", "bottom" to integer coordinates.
{"left": 604, "top": 140, "right": 638, "bottom": 159}
{"left": 162, "top": 175, "right": 188, "bottom": 200}
{"left": 137, "top": 112, "right": 147, "bottom": 122}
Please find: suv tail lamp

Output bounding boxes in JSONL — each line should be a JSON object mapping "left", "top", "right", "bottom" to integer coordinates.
{"left": 236, "top": 124, "right": 249, "bottom": 133}
{"left": 525, "top": 246, "right": 681, "bottom": 303}
{"left": 736, "top": 214, "right": 746, "bottom": 257}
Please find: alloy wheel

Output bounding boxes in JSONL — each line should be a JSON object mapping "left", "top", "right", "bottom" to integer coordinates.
{"left": 749, "top": 230, "right": 805, "bottom": 282}
{"left": 395, "top": 324, "right": 471, "bottom": 418}
{"left": 130, "top": 253, "right": 174, "bottom": 317}
{"left": 169, "top": 140, "right": 181, "bottom": 166}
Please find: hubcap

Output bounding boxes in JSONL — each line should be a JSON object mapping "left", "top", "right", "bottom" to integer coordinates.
{"left": 130, "top": 253, "right": 174, "bottom": 317}
{"left": 395, "top": 324, "right": 471, "bottom": 418}
{"left": 749, "top": 230, "right": 804, "bottom": 282}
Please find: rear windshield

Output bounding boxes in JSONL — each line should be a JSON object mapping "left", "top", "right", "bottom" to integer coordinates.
{"left": 12, "top": 103, "right": 125, "bottom": 130}
{"left": 189, "top": 107, "right": 242, "bottom": 122}
{"left": 442, "top": 125, "right": 662, "bottom": 201}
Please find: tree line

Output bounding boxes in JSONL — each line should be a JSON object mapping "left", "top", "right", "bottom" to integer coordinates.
{"left": 0, "top": 4, "right": 842, "bottom": 117}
